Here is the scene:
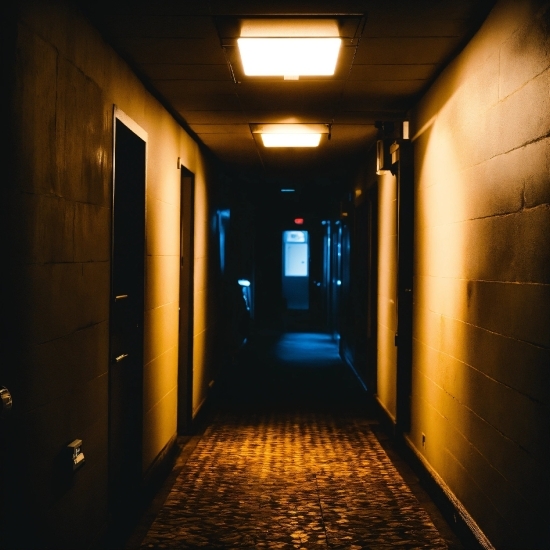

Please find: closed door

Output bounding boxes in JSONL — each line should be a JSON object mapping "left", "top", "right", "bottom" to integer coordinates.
{"left": 178, "top": 169, "right": 194, "bottom": 433}
{"left": 395, "top": 141, "right": 414, "bottom": 432}
{"left": 109, "top": 112, "right": 146, "bottom": 514}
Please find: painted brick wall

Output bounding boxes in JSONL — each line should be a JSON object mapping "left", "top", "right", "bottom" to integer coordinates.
{"left": 410, "top": 0, "right": 550, "bottom": 547}
{"left": 4, "top": 2, "right": 223, "bottom": 546}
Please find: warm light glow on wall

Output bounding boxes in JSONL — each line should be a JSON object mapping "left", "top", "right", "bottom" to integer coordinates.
{"left": 261, "top": 133, "right": 321, "bottom": 147}
{"left": 377, "top": 171, "right": 398, "bottom": 419}
{"left": 238, "top": 38, "right": 341, "bottom": 78}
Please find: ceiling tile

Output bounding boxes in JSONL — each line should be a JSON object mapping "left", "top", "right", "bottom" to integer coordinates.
{"left": 154, "top": 80, "right": 236, "bottom": 96}
{"left": 344, "top": 79, "right": 427, "bottom": 96}
{"left": 192, "top": 124, "right": 251, "bottom": 135}
{"left": 142, "top": 64, "right": 231, "bottom": 81}
{"left": 355, "top": 37, "right": 461, "bottom": 65}
{"left": 349, "top": 64, "right": 437, "bottom": 81}
{"left": 365, "top": 0, "right": 487, "bottom": 20}
{"left": 115, "top": 37, "right": 226, "bottom": 65}
{"left": 172, "top": 94, "right": 242, "bottom": 111}
{"left": 338, "top": 79, "right": 426, "bottom": 112}
{"left": 236, "top": 80, "right": 344, "bottom": 113}
{"left": 96, "top": 15, "right": 216, "bottom": 39}
{"left": 200, "top": 132, "right": 256, "bottom": 148}
{"left": 333, "top": 110, "right": 407, "bottom": 123}
{"left": 363, "top": 18, "right": 471, "bottom": 38}
{"left": 183, "top": 111, "right": 251, "bottom": 124}
{"left": 100, "top": 1, "right": 213, "bottom": 16}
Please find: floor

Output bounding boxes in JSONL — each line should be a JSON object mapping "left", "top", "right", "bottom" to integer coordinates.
{"left": 127, "top": 329, "right": 463, "bottom": 549}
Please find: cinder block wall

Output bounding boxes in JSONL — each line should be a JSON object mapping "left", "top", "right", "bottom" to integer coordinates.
{"left": 410, "top": 0, "right": 549, "bottom": 547}
{"left": 5, "top": 2, "right": 223, "bottom": 546}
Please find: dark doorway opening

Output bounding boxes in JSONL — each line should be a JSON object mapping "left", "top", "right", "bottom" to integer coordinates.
{"left": 109, "top": 109, "right": 146, "bottom": 519}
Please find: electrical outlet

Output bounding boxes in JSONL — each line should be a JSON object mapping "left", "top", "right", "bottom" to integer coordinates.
{"left": 421, "top": 433, "right": 426, "bottom": 448}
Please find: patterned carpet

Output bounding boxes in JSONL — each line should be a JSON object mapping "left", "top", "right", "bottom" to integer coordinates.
{"left": 140, "top": 413, "right": 448, "bottom": 549}
{"left": 137, "top": 332, "right": 455, "bottom": 549}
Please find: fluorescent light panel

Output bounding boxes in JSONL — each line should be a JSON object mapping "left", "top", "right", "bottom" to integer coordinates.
{"left": 261, "top": 133, "right": 321, "bottom": 147}
{"left": 253, "top": 123, "right": 327, "bottom": 147}
{"left": 238, "top": 37, "right": 341, "bottom": 77}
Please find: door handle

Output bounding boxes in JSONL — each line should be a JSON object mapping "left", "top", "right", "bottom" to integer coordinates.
{"left": 115, "top": 353, "right": 129, "bottom": 363}
{"left": 0, "top": 387, "right": 13, "bottom": 418}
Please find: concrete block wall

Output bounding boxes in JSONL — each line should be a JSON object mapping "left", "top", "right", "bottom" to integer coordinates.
{"left": 410, "top": 0, "right": 550, "bottom": 547}
{"left": 4, "top": 2, "right": 223, "bottom": 547}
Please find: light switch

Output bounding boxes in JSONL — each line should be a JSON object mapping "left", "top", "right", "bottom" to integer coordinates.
{"left": 67, "top": 439, "right": 85, "bottom": 472}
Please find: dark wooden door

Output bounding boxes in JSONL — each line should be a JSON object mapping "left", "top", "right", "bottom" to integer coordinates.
{"left": 178, "top": 169, "right": 194, "bottom": 434}
{"left": 366, "top": 185, "right": 379, "bottom": 394}
{"left": 109, "top": 116, "right": 146, "bottom": 514}
{"left": 394, "top": 141, "right": 414, "bottom": 433}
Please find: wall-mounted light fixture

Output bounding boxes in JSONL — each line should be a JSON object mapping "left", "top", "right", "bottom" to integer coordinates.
{"left": 237, "top": 19, "right": 341, "bottom": 79}
{"left": 251, "top": 123, "right": 330, "bottom": 148}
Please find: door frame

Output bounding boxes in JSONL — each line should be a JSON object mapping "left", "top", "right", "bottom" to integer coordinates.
{"left": 109, "top": 106, "right": 147, "bottom": 514}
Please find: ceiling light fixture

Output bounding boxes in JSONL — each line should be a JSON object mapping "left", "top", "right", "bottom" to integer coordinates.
{"left": 238, "top": 37, "right": 341, "bottom": 79}
{"left": 262, "top": 133, "right": 321, "bottom": 147}
{"left": 251, "top": 123, "right": 329, "bottom": 148}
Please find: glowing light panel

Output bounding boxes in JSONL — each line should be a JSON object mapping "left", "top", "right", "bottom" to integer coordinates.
{"left": 261, "top": 133, "right": 321, "bottom": 147}
{"left": 238, "top": 38, "right": 341, "bottom": 77}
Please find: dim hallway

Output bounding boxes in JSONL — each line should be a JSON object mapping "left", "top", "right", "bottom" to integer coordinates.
{"left": 3, "top": 1, "right": 549, "bottom": 549}
{"left": 121, "top": 330, "right": 462, "bottom": 550}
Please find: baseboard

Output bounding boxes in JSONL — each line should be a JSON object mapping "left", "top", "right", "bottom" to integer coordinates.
{"left": 142, "top": 433, "right": 179, "bottom": 493}
{"left": 190, "top": 387, "right": 218, "bottom": 435}
{"left": 92, "top": 434, "right": 180, "bottom": 549}
{"left": 374, "top": 395, "right": 398, "bottom": 436}
{"left": 340, "top": 349, "right": 369, "bottom": 392}
{"left": 372, "top": 398, "right": 494, "bottom": 550}
{"left": 402, "top": 434, "right": 495, "bottom": 550}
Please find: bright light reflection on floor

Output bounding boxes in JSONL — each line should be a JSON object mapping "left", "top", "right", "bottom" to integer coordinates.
{"left": 272, "top": 332, "right": 341, "bottom": 366}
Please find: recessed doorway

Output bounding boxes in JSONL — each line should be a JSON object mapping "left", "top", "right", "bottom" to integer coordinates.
{"left": 282, "top": 230, "right": 309, "bottom": 310}
{"left": 109, "top": 107, "right": 147, "bottom": 516}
